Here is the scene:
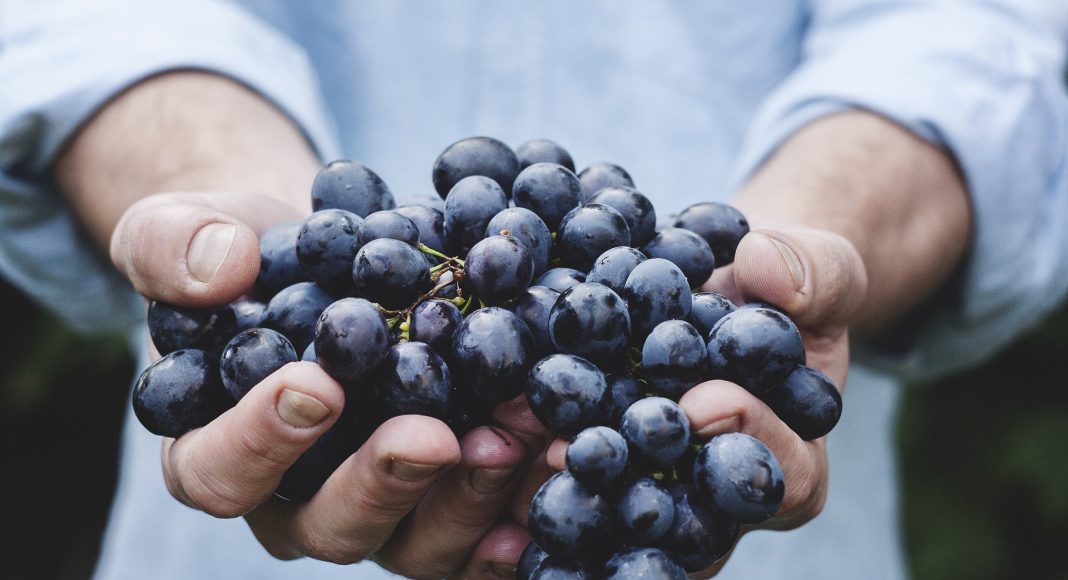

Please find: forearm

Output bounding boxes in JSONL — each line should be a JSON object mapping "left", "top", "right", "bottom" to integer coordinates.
{"left": 733, "top": 111, "right": 972, "bottom": 331}
{"left": 55, "top": 71, "right": 321, "bottom": 250}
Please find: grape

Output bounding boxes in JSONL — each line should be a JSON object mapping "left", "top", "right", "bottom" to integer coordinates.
{"left": 641, "top": 228, "right": 715, "bottom": 288}
{"left": 464, "top": 234, "right": 534, "bottom": 304}
{"left": 693, "top": 433, "right": 785, "bottom": 524}
{"left": 311, "top": 159, "right": 395, "bottom": 217}
{"left": 443, "top": 175, "right": 509, "bottom": 253}
{"left": 577, "top": 162, "right": 634, "bottom": 201}
{"left": 527, "top": 354, "right": 610, "bottom": 437}
{"left": 706, "top": 306, "right": 804, "bottom": 395}
{"left": 230, "top": 297, "right": 266, "bottom": 331}
{"left": 620, "top": 397, "right": 690, "bottom": 471}
{"left": 519, "top": 542, "right": 550, "bottom": 579}
{"left": 301, "top": 342, "right": 316, "bottom": 362}
{"left": 295, "top": 209, "right": 362, "bottom": 294}
{"left": 548, "top": 282, "right": 631, "bottom": 370}
{"left": 604, "top": 375, "right": 642, "bottom": 429}
{"left": 530, "top": 559, "right": 592, "bottom": 579}
{"left": 276, "top": 405, "right": 372, "bottom": 501}
{"left": 535, "top": 267, "right": 586, "bottom": 293}
{"left": 313, "top": 297, "right": 389, "bottom": 384}
{"left": 132, "top": 349, "right": 232, "bottom": 437}
{"left": 641, "top": 320, "right": 709, "bottom": 399}
{"left": 355, "top": 210, "right": 420, "bottom": 248}
{"left": 660, "top": 482, "right": 739, "bottom": 572}
{"left": 261, "top": 282, "right": 335, "bottom": 353}
{"left": 147, "top": 300, "right": 238, "bottom": 356}
{"left": 351, "top": 238, "right": 431, "bottom": 310}
{"left": 674, "top": 202, "right": 749, "bottom": 266}
{"left": 409, "top": 298, "right": 463, "bottom": 358}
{"left": 566, "top": 426, "right": 628, "bottom": 487}
{"left": 688, "top": 292, "right": 735, "bottom": 338}
{"left": 450, "top": 307, "right": 536, "bottom": 403}
{"left": 255, "top": 221, "right": 310, "bottom": 297}
{"left": 372, "top": 342, "right": 452, "bottom": 419}
{"left": 486, "top": 207, "right": 553, "bottom": 277}
{"left": 586, "top": 246, "right": 646, "bottom": 296}
{"left": 394, "top": 204, "right": 450, "bottom": 255}
{"left": 528, "top": 471, "right": 616, "bottom": 561}
{"left": 512, "top": 163, "right": 582, "bottom": 229}
{"left": 603, "top": 547, "right": 686, "bottom": 579}
{"left": 760, "top": 365, "right": 842, "bottom": 440}
{"left": 219, "top": 328, "right": 298, "bottom": 400}
{"left": 586, "top": 186, "right": 657, "bottom": 247}
{"left": 509, "top": 286, "right": 561, "bottom": 355}
{"left": 556, "top": 204, "right": 632, "bottom": 272}
{"left": 432, "top": 136, "right": 520, "bottom": 199}
{"left": 623, "top": 258, "right": 692, "bottom": 339}
{"left": 617, "top": 477, "right": 675, "bottom": 545}
{"left": 517, "top": 138, "right": 575, "bottom": 172}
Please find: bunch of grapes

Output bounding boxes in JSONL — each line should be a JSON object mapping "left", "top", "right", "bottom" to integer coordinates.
{"left": 131, "top": 136, "right": 843, "bottom": 578}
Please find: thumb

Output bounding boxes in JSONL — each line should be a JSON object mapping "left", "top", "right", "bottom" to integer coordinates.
{"left": 732, "top": 229, "right": 868, "bottom": 333}
{"left": 110, "top": 192, "right": 302, "bottom": 307}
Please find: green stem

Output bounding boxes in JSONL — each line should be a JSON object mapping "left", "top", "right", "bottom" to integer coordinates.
{"left": 418, "top": 243, "right": 451, "bottom": 261}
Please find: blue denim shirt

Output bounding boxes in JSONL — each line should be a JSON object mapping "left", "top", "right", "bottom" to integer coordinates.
{"left": 2, "top": 1, "right": 1066, "bottom": 578}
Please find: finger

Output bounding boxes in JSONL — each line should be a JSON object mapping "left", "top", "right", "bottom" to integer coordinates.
{"left": 731, "top": 229, "right": 867, "bottom": 333}
{"left": 374, "top": 427, "right": 527, "bottom": 578}
{"left": 110, "top": 191, "right": 302, "bottom": 307}
{"left": 546, "top": 437, "right": 567, "bottom": 472}
{"left": 249, "top": 415, "right": 461, "bottom": 564}
{"left": 493, "top": 393, "right": 554, "bottom": 452}
{"left": 162, "top": 361, "right": 344, "bottom": 518}
{"left": 450, "top": 522, "right": 531, "bottom": 579}
{"left": 680, "top": 380, "right": 827, "bottom": 530}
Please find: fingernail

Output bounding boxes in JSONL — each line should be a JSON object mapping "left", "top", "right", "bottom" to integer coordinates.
{"left": 276, "top": 389, "right": 330, "bottom": 428}
{"left": 187, "top": 223, "right": 236, "bottom": 283}
{"left": 469, "top": 467, "right": 515, "bottom": 494}
{"left": 391, "top": 460, "right": 444, "bottom": 482}
{"left": 696, "top": 415, "right": 741, "bottom": 439}
{"left": 489, "top": 562, "right": 517, "bottom": 577}
{"left": 766, "top": 236, "right": 804, "bottom": 291}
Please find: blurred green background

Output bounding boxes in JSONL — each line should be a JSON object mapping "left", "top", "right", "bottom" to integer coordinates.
{"left": 1, "top": 272, "right": 1066, "bottom": 579}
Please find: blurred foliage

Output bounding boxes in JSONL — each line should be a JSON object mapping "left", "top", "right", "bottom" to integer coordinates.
{"left": 899, "top": 303, "right": 1068, "bottom": 580}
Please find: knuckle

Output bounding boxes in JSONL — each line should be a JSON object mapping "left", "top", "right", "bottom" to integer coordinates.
{"left": 182, "top": 466, "right": 250, "bottom": 518}
{"left": 299, "top": 529, "right": 369, "bottom": 565}
{"left": 236, "top": 427, "right": 296, "bottom": 472}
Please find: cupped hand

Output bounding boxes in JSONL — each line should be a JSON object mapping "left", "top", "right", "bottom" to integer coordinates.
{"left": 114, "top": 190, "right": 542, "bottom": 579}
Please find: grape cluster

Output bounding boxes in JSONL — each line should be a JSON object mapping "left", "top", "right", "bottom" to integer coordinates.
{"left": 130, "top": 136, "right": 844, "bottom": 577}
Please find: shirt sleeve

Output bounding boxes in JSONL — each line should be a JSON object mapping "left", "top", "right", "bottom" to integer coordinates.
{"left": 728, "top": 0, "right": 1068, "bottom": 382}
{"left": 0, "top": 0, "right": 341, "bottom": 334}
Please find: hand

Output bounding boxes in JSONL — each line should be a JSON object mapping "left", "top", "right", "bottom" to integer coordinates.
{"left": 114, "top": 190, "right": 545, "bottom": 579}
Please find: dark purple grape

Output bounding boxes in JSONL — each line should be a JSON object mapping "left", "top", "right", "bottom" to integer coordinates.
{"left": 517, "top": 138, "right": 575, "bottom": 172}
{"left": 260, "top": 282, "right": 335, "bottom": 353}
{"left": 276, "top": 404, "right": 373, "bottom": 501}
{"left": 519, "top": 543, "right": 549, "bottom": 579}
{"left": 464, "top": 234, "right": 534, "bottom": 304}
{"left": 622, "top": 258, "right": 692, "bottom": 340}
{"left": 586, "top": 246, "right": 646, "bottom": 295}
{"left": 535, "top": 268, "right": 586, "bottom": 293}
{"left": 693, "top": 433, "right": 785, "bottom": 524}
{"left": 641, "top": 228, "right": 715, "bottom": 288}
{"left": 512, "top": 163, "right": 582, "bottom": 229}
{"left": 313, "top": 297, "right": 389, "bottom": 384}
{"left": 444, "top": 381, "right": 494, "bottom": 438}
{"left": 577, "top": 162, "right": 634, "bottom": 202}
{"left": 528, "top": 471, "right": 616, "bottom": 561}
{"left": 641, "top": 320, "right": 709, "bottom": 399}
{"left": 660, "top": 483, "right": 739, "bottom": 572}
{"left": 132, "top": 349, "right": 232, "bottom": 437}
{"left": 586, "top": 186, "right": 657, "bottom": 247}
{"left": 556, "top": 204, "right": 632, "bottom": 272}
{"left": 486, "top": 207, "right": 553, "bottom": 277}
{"left": 409, "top": 298, "right": 463, "bottom": 358}
{"left": 219, "top": 328, "right": 298, "bottom": 400}
{"left": 147, "top": 300, "right": 238, "bottom": 356}
{"left": 432, "top": 136, "right": 520, "bottom": 199}
{"left": 706, "top": 307, "right": 804, "bottom": 395}
{"left": 548, "top": 282, "right": 631, "bottom": 370}
{"left": 604, "top": 547, "right": 686, "bottom": 580}
{"left": 530, "top": 559, "right": 592, "bottom": 579}
{"left": 255, "top": 221, "right": 310, "bottom": 297}
{"left": 620, "top": 397, "right": 690, "bottom": 470}
{"left": 526, "top": 354, "right": 610, "bottom": 437}
{"left": 605, "top": 375, "right": 642, "bottom": 429}
{"left": 372, "top": 342, "right": 452, "bottom": 419}
{"left": 395, "top": 204, "right": 450, "bottom": 255}
{"left": 450, "top": 307, "right": 536, "bottom": 403}
{"left": 689, "top": 292, "right": 736, "bottom": 338}
{"left": 311, "top": 159, "right": 395, "bottom": 217}
{"left": 301, "top": 342, "right": 316, "bottom": 362}
{"left": 230, "top": 297, "right": 266, "bottom": 331}
{"left": 295, "top": 209, "right": 363, "bottom": 294}
{"left": 566, "top": 426, "right": 628, "bottom": 487}
{"left": 760, "top": 365, "right": 842, "bottom": 440}
{"left": 356, "top": 210, "right": 420, "bottom": 247}
{"left": 617, "top": 477, "right": 674, "bottom": 545}
{"left": 351, "top": 238, "right": 431, "bottom": 310}
{"left": 509, "top": 286, "right": 560, "bottom": 356}
{"left": 443, "top": 175, "right": 509, "bottom": 253}
{"left": 397, "top": 193, "right": 446, "bottom": 212}
{"left": 674, "top": 202, "right": 749, "bottom": 266}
